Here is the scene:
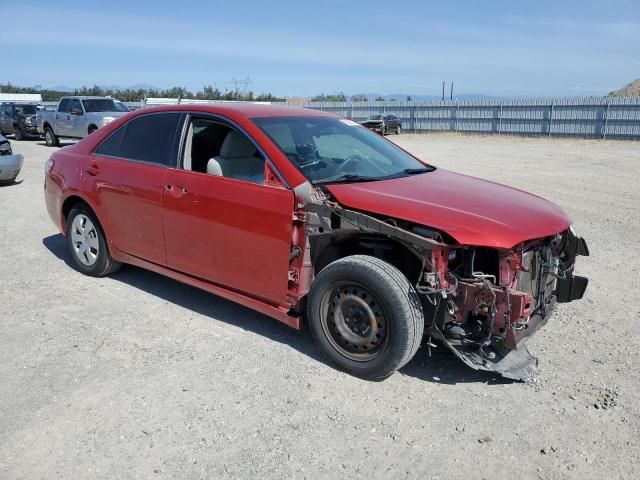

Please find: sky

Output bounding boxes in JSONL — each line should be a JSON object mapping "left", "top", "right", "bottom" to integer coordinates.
{"left": 2, "top": 0, "right": 639, "bottom": 97}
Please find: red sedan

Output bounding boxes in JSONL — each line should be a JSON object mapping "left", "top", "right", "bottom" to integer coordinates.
{"left": 44, "top": 104, "right": 589, "bottom": 380}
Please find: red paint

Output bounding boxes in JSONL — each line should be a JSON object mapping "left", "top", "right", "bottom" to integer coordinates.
{"left": 326, "top": 169, "right": 571, "bottom": 249}
{"left": 162, "top": 169, "right": 294, "bottom": 306}
{"left": 44, "top": 103, "right": 576, "bottom": 330}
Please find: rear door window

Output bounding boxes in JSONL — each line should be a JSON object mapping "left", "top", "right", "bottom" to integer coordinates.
{"left": 117, "top": 113, "right": 182, "bottom": 166}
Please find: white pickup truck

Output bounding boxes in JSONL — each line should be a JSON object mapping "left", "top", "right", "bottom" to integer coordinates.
{"left": 37, "top": 96, "right": 130, "bottom": 146}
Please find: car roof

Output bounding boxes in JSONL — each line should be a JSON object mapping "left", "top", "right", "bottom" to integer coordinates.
{"left": 133, "top": 103, "right": 333, "bottom": 119}
{"left": 63, "top": 96, "right": 119, "bottom": 100}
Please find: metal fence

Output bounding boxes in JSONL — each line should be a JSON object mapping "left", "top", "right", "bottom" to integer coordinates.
{"left": 41, "top": 96, "right": 640, "bottom": 139}
{"left": 282, "top": 97, "right": 640, "bottom": 139}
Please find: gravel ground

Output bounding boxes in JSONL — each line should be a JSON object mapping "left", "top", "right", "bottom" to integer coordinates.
{"left": 1, "top": 133, "right": 639, "bottom": 480}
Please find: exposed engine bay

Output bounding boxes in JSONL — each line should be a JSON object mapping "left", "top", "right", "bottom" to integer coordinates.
{"left": 293, "top": 185, "right": 589, "bottom": 381}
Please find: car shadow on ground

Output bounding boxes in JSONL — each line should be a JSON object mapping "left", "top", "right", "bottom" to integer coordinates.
{"left": 35, "top": 141, "right": 76, "bottom": 148}
{"left": 0, "top": 179, "right": 23, "bottom": 187}
{"left": 42, "top": 233, "right": 515, "bottom": 386}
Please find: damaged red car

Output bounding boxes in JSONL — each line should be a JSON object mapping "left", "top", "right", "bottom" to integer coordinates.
{"left": 44, "top": 104, "right": 589, "bottom": 381}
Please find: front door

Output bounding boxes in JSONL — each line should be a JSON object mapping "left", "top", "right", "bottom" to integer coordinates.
{"left": 162, "top": 115, "right": 294, "bottom": 307}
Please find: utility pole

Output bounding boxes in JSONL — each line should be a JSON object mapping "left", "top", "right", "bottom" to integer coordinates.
{"left": 450, "top": 82, "right": 453, "bottom": 101}
{"left": 229, "top": 76, "right": 252, "bottom": 99}
{"left": 441, "top": 81, "right": 445, "bottom": 101}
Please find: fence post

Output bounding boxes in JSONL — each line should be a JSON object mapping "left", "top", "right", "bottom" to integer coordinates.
{"left": 603, "top": 99, "right": 610, "bottom": 140}
{"left": 455, "top": 102, "right": 460, "bottom": 132}
{"left": 498, "top": 103, "right": 503, "bottom": 135}
{"left": 548, "top": 101, "right": 554, "bottom": 137}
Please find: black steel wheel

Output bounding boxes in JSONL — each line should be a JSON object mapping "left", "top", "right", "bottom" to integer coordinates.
{"left": 308, "top": 255, "right": 424, "bottom": 380}
{"left": 320, "top": 282, "right": 388, "bottom": 361}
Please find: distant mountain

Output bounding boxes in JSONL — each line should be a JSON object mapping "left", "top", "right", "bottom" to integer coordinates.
{"left": 45, "top": 84, "right": 160, "bottom": 92}
{"left": 608, "top": 79, "right": 640, "bottom": 97}
{"left": 100, "top": 84, "right": 159, "bottom": 91}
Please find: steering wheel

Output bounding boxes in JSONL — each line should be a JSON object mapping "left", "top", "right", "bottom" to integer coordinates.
{"left": 335, "top": 154, "right": 364, "bottom": 175}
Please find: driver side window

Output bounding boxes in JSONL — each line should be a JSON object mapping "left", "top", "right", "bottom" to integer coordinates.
{"left": 182, "top": 117, "right": 265, "bottom": 184}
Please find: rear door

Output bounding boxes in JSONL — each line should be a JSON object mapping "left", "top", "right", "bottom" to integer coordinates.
{"left": 162, "top": 114, "right": 294, "bottom": 306}
{"left": 55, "top": 99, "right": 71, "bottom": 136}
{"left": 89, "top": 112, "right": 183, "bottom": 265}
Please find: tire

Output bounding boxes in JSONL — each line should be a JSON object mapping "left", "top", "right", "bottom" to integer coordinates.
{"left": 14, "top": 127, "right": 23, "bottom": 141}
{"left": 66, "top": 205, "right": 122, "bottom": 277}
{"left": 307, "top": 255, "right": 424, "bottom": 380}
{"left": 379, "top": 124, "right": 386, "bottom": 136}
{"left": 44, "top": 126, "right": 59, "bottom": 147}
{"left": 395, "top": 125, "right": 401, "bottom": 135}
{"left": 88, "top": 126, "right": 97, "bottom": 135}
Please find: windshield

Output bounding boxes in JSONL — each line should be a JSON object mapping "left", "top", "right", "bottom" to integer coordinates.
{"left": 115, "top": 101, "right": 130, "bottom": 112}
{"left": 15, "top": 105, "right": 37, "bottom": 115}
{"left": 252, "top": 116, "right": 433, "bottom": 184}
{"left": 81, "top": 99, "right": 125, "bottom": 112}
{"left": 367, "top": 114, "right": 383, "bottom": 120}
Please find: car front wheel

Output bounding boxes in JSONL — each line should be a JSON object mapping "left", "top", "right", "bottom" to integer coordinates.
{"left": 307, "top": 255, "right": 424, "bottom": 380}
{"left": 66, "top": 205, "right": 122, "bottom": 277}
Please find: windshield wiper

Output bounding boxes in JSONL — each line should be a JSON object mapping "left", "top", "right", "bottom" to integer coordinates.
{"left": 313, "top": 174, "right": 382, "bottom": 185}
{"left": 401, "top": 166, "right": 436, "bottom": 175}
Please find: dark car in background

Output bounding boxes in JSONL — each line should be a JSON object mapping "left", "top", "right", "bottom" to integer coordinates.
{"left": 361, "top": 114, "right": 401, "bottom": 135}
{"left": 0, "top": 103, "right": 41, "bottom": 140}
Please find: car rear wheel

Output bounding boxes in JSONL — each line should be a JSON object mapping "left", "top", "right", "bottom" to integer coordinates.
{"left": 307, "top": 255, "right": 424, "bottom": 380}
{"left": 395, "top": 125, "right": 401, "bottom": 135}
{"left": 14, "top": 127, "right": 23, "bottom": 141}
{"left": 66, "top": 205, "right": 122, "bottom": 277}
{"left": 44, "top": 127, "right": 59, "bottom": 147}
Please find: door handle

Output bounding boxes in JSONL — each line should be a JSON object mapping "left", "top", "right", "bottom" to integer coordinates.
{"left": 85, "top": 165, "right": 99, "bottom": 176}
{"left": 164, "top": 184, "right": 188, "bottom": 196}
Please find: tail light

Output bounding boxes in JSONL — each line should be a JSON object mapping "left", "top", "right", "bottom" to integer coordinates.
{"left": 44, "top": 157, "right": 54, "bottom": 174}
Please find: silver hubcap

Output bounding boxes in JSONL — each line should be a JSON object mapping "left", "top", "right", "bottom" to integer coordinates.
{"left": 70, "top": 214, "right": 99, "bottom": 266}
{"left": 46, "top": 131, "right": 52, "bottom": 143}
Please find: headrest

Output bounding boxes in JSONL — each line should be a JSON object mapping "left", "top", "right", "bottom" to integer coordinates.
{"left": 206, "top": 158, "right": 223, "bottom": 176}
{"left": 220, "top": 130, "right": 257, "bottom": 158}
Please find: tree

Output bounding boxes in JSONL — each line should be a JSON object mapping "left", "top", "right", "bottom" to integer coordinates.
{"left": 406, "top": 95, "right": 412, "bottom": 101}
{"left": 351, "top": 94, "right": 368, "bottom": 102}
{"left": 375, "top": 96, "right": 385, "bottom": 101}
{"left": 311, "top": 92, "right": 347, "bottom": 102}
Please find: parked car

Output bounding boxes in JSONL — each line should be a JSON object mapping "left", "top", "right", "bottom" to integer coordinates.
{"left": 0, "top": 102, "right": 41, "bottom": 140}
{"left": 361, "top": 114, "right": 401, "bottom": 135}
{"left": 0, "top": 134, "right": 24, "bottom": 183}
{"left": 37, "top": 96, "right": 130, "bottom": 146}
{"left": 44, "top": 104, "right": 588, "bottom": 381}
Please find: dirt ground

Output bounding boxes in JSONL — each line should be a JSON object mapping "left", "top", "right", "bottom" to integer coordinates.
{"left": 1, "top": 133, "right": 639, "bottom": 480}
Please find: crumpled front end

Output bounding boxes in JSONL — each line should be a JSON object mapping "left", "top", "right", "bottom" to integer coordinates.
{"left": 425, "top": 228, "right": 589, "bottom": 381}
{"left": 298, "top": 191, "right": 589, "bottom": 382}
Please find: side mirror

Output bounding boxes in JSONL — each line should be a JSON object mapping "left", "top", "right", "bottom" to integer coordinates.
{"left": 70, "top": 108, "right": 83, "bottom": 115}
